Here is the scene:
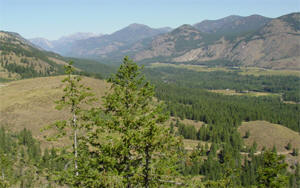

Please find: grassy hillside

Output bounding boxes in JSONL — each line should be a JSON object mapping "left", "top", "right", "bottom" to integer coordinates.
{"left": 0, "top": 76, "right": 201, "bottom": 150}
{"left": 0, "top": 76, "right": 109, "bottom": 147}
{"left": 0, "top": 31, "right": 68, "bottom": 81}
{"left": 238, "top": 121, "right": 300, "bottom": 163}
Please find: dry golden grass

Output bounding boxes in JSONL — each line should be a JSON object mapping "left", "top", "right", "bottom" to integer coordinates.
{"left": 167, "top": 117, "right": 204, "bottom": 130}
{"left": 208, "top": 89, "right": 280, "bottom": 97}
{"left": 239, "top": 67, "right": 300, "bottom": 77}
{"left": 1, "top": 54, "right": 54, "bottom": 74}
{"left": 0, "top": 76, "right": 110, "bottom": 147}
{"left": 150, "top": 63, "right": 300, "bottom": 77}
{"left": 238, "top": 121, "right": 300, "bottom": 163}
{"left": 238, "top": 121, "right": 300, "bottom": 152}
{"left": 150, "top": 62, "right": 231, "bottom": 72}
{"left": 0, "top": 75, "right": 207, "bottom": 151}
{"left": 165, "top": 117, "right": 206, "bottom": 150}
{"left": 183, "top": 139, "right": 210, "bottom": 151}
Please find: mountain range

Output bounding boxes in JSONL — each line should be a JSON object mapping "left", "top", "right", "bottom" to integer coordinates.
{"left": 3, "top": 12, "right": 299, "bottom": 71}
{"left": 134, "top": 13, "right": 300, "bottom": 70}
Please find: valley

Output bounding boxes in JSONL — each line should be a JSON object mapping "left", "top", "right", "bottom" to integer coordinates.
{"left": 149, "top": 62, "right": 300, "bottom": 77}
{"left": 1, "top": 9, "right": 300, "bottom": 187}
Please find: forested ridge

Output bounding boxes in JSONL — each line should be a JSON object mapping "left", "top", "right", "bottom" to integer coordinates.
{"left": 1, "top": 57, "right": 300, "bottom": 187}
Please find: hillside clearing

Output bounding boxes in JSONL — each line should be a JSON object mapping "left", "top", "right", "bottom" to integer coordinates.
{"left": 0, "top": 76, "right": 201, "bottom": 150}
{"left": 238, "top": 121, "right": 300, "bottom": 163}
{"left": 0, "top": 76, "right": 109, "bottom": 147}
{"left": 149, "top": 62, "right": 300, "bottom": 77}
{"left": 208, "top": 89, "right": 280, "bottom": 97}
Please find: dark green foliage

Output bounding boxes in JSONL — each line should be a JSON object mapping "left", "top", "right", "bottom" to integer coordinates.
{"left": 272, "top": 145, "right": 278, "bottom": 154}
{"left": 65, "top": 57, "right": 117, "bottom": 78}
{"left": 286, "top": 142, "right": 292, "bottom": 150}
{"left": 0, "top": 77, "right": 11, "bottom": 82}
{"left": 292, "top": 148, "right": 299, "bottom": 156}
{"left": 154, "top": 83, "right": 300, "bottom": 132}
{"left": 78, "top": 56, "right": 183, "bottom": 187}
{"left": 42, "top": 61, "right": 96, "bottom": 185}
{"left": 143, "top": 65, "right": 298, "bottom": 187}
{"left": 145, "top": 67, "right": 300, "bottom": 102}
{"left": 2, "top": 62, "right": 51, "bottom": 78}
{"left": 257, "top": 151, "right": 288, "bottom": 188}
{"left": 244, "top": 130, "right": 250, "bottom": 138}
{"left": 178, "top": 123, "right": 197, "bottom": 140}
{"left": 283, "top": 90, "right": 300, "bottom": 103}
{"left": 0, "top": 127, "right": 61, "bottom": 187}
{"left": 170, "top": 122, "right": 174, "bottom": 134}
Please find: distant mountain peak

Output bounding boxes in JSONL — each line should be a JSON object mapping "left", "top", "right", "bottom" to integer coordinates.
{"left": 127, "top": 23, "right": 149, "bottom": 28}
{"left": 158, "top": 26, "right": 173, "bottom": 31}
{"left": 194, "top": 14, "right": 271, "bottom": 34}
{"left": 222, "top": 15, "right": 243, "bottom": 20}
{"left": 171, "top": 24, "right": 198, "bottom": 34}
{"left": 58, "top": 32, "right": 102, "bottom": 42}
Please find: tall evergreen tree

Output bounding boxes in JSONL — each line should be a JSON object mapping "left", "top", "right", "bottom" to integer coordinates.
{"left": 44, "top": 61, "right": 95, "bottom": 180}
{"left": 81, "top": 56, "right": 183, "bottom": 187}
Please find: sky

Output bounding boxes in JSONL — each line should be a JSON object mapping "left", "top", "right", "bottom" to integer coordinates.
{"left": 0, "top": 0, "right": 299, "bottom": 40}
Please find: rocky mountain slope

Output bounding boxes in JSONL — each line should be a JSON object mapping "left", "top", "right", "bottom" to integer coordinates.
{"left": 30, "top": 24, "right": 171, "bottom": 59}
{"left": 66, "top": 24, "right": 172, "bottom": 58}
{"left": 135, "top": 13, "right": 300, "bottom": 70}
{"left": 193, "top": 15, "right": 271, "bottom": 35}
{"left": 0, "top": 31, "right": 67, "bottom": 80}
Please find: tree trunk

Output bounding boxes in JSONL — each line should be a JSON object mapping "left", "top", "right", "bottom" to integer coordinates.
{"left": 73, "top": 112, "right": 78, "bottom": 176}
{"left": 1, "top": 168, "right": 4, "bottom": 180}
{"left": 144, "top": 145, "right": 150, "bottom": 188}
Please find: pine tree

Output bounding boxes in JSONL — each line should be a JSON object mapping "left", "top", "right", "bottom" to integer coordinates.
{"left": 244, "top": 130, "right": 250, "bottom": 138}
{"left": 286, "top": 142, "right": 292, "bottom": 150}
{"left": 292, "top": 148, "right": 299, "bottom": 156}
{"left": 82, "top": 56, "right": 183, "bottom": 187}
{"left": 257, "top": 151, "right": 288, "bottom": 188}
{"left": 44, "top": 61, "right": 95, "bottom": 181}
{"left": 0, "top": 151, "right": 11, "bottom": 188}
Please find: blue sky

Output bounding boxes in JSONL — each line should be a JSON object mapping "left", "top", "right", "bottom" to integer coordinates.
{"left": 0, "top": 0, "right": 299, "bottom": 40}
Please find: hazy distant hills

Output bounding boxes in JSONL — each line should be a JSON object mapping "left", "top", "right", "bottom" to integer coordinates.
{"left": 30, "top": 32, "right": 102, "bottom": 55}
{"left": 65, "top": 24, "right": 172, "bottom": 58}
{"left": 29, "top": 12, "right": 300, "bottom": 70}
